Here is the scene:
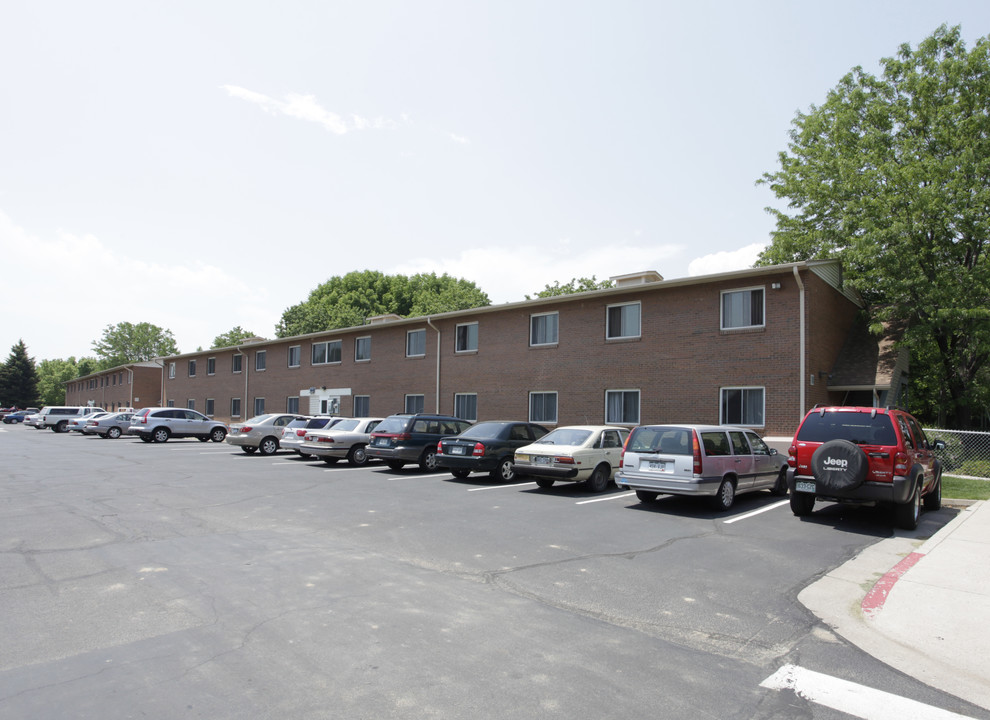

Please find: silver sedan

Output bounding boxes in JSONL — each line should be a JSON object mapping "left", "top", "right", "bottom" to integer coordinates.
{"left": 81, "top": 412, "right": 135, "bottom": 439}
{"left": 226, "top": 414, "right": 306, "bottom": 455}
{"left": 299, "top": 417, "right": 384, "bottom": 466}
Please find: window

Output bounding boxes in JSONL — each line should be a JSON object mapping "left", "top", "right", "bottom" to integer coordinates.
{"left": 287, "top": 397, "right": 299, "bottom": 413}
{"left": 206, "top": 398, "right": 215, "bottom": 417}
{"left": 168, "top": 362, "right": 176, "bottom": 379}
{"left": 312, "top": 340, "right": 342, "bottom": 365}
{"left": 355, "top": 336, "right": 371, "bottom": 362}
{"left": 231, "top": 398, "right": 242, "bottom": 417}
{"left": 530, "top": 312, "right": 558, "bottom": 346}
{"left": 529, "top": 392, "right": 558, "bottom": 424}
{"left": 406, "top": 329, "right": 426, "bottom": 357}
{"left": 454, "top": 393, "right": 477, "bottom": 421}
{"left": 354, "top": 395, "right": 370, "bottom": 417}
{"left": 255, "top": 351, "right": 266, "bottom": 371}
{"left": 187, "top": 399, "right": 195, "bottom": 410}
{"left": 112, "top": 374, "right": 116, "bottom": 386}
{"left": 254, "top": 398, "right": 265, "bottom": 415}
{"left": 455, "top": 323, "right": 478, "bottom": 352}
{"left": 288, "top": 346, "right": 301, "bottom": 368}
{"left": 720, "top": 387, "right": 765, "bottom": 426}
{"left": 232, "top": 354, "right": 243, "bottom": 373}
{"left": 207, "top": 358, "right": 215, "bottom": 375}
{"left": 166, "top": 399, "right": 175, "bottom": 408}
{"left": 188, "top": 360, "right": 197, "bottom": 377}
{"left": 405, "top": 395, "right": 425, "bottom": 413}
{"left": 607, "top": 302, "right": 641, "bottom": 339}
{"left": 721, "top": 287, "right": 765, "bottom": 330}
{"left": 605, "top": 390, "right": 640, "bottom": 425}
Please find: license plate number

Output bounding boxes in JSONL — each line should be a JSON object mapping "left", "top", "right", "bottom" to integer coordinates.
{"left": 374, "top": 437, "right": 389, "bottom": 447}
{"left": 796, "top": 480, "right": 816, "bottom": 493}
{"left": 451, "top": 446, "right": 465, "bottom": 455}
{"left": 534, "top": 456, "right": 552, "bottom": 465}
{"left": 647, "top": 460, "right": 667, "bottom": 472}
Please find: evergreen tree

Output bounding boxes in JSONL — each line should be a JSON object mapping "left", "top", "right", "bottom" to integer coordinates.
{"left": 0, "top": 340, "right": 39, "bottom": 408}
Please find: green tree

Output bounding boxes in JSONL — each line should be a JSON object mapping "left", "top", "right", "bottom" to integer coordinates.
{"left": 757, "top": 25, "right": 990, "bottom": 428}
{"left": 276, "top": 271, "right": 490, "bottom": 337}
{"left": 36, "top": 357, "right": 79, "bottom": 406}
{"left": 0, "top": 340, "right": 39, "bottom": 407}
{"left": 211, "top": 326, "right": 257, "bottom": 349}
{"left": 76, "top": 357, "right": 99, "bottom": 377}
{"left": 92, "top": 322, "right": 179, "bottom": 368}
{"left": 525, "top": 276, "right": 615, "bottom": 300}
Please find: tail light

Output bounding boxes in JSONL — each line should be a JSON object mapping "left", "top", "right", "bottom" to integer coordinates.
{"left": 554, "top": 456, "right": 575, "bottom": 465}
{"left": 894, "top": 451, "right": 909, "bottom": 473}
{"left": 619, "top": 433, "right": 632, "bottom": 467}
{"left": 317, "top": 436, "right": 335, "bottom": 444}
{"left": 692, "top": 430, "right": 703, "bottom": 475}
{"left": 787, "top": 443, "right": 797, "bottom": 468}
{"left": 241, "top": 426, "right": 253, "bottom": 433}
{"left": 472, "top": 442, "right": 485, "bottom": 456}
{"left": 437, "top": 441, "right": 443, "bottom": 453}
{"left": 295, "top": 429, "right": 306, "bottom": 436}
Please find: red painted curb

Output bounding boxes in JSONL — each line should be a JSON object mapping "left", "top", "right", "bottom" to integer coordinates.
{"left": 862, "top": 551, "right": 925, "bottom": 618}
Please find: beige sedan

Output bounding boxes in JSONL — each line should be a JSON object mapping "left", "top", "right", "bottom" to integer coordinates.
{"left": 514, "top": 425, "right": 630, "bottom": 493}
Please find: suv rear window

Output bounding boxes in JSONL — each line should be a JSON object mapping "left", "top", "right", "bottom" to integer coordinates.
{"left": 796, "top": 411, "right": 897, "bottom": 445}
{"left": 374, "top": 416, "right": 412, "bottom": 434}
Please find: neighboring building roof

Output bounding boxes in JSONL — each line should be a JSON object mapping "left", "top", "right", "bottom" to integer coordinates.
{"left": 828, "top": 316, "right": 908, "bottom": 391}
{"left": 64, "top": 361, "right": 162, "bottom": 385}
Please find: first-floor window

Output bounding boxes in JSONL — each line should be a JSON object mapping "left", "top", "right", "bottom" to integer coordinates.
{"left": 405, "top": 394, "right": 425, "bottom": 413}
{"left": 605, "top": 389, "right": 640, "bottom": 425}
{"left": 287, "top": 396, "right": 299, "bottom": 413}
{"left": 231, "top": 398, "right": 242, "bottom": 417}
{"left": 206, "top": 398, "right": 215, "bottom": 417}
{"left": 454, "top": 393, "right": 477, "bottom": 421}
{"left": 529, "top": 391, "right": 558, "bottom": 424}
{"left": 720, "top": 387, "right": 765, "bottom": 426}
{"left": 166, "top": 399, "right": 175, "bottom": 408}
{"left": 254, "top": 398, "right": 265, "bottom": 415}
{"left": 354, "top": 395, "right": 370, "bottom": 416}
{"left": 187, "top": 399, "right": 195, "bottom": 410}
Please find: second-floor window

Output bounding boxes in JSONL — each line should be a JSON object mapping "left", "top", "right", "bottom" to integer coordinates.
{"left": 407, "top": 329, "right": 426, "bottom": 357}
{"left": 721, "top": 287, "right": 765, "bottom": 330}
{"left": 355, "top": 337, "right": 371, "bottom": 362}
{"left": 255, "top": 351, "right": 266, "bottom": 371}
{"left": 455, "top": 323, "right": 478, "bottom": 352}
{"left": 530, "top": 312, "right": 558, "bottom": 346}
{"left": 607, "top": 302, "right": 641, "bottom": 339}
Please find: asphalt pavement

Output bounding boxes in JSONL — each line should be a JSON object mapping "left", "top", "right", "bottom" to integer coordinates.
{"left": 800, "top": 497, "right": 990, "bottom": 712}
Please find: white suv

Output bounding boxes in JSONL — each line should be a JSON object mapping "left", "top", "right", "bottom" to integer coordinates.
{"left": 37, "top": 406, "right": 107, "bottom": 433}
{"left": 127, "top": 408, "right": 228, "bottom": 443}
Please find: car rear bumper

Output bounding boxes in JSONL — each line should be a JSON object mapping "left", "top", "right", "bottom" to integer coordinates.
{"left": 788, "top": 470, "right": 913, "bottom": 504}
{"left": 437, "top": 455, "right": 499, "bottom": 472}
{"left": 616, "top": 471, "right": 721, "bottom": 496}
{"left": 513, "top": 462, "right": 582, "bottom": 481}
{"left": 225, "top": 434, "right": 259, "bottom": 447}
{"left": 366, "top": 446, "right": 421, "bottom": 462}
{"left": 299, "top": 442, "right": 347, "bottom": 458}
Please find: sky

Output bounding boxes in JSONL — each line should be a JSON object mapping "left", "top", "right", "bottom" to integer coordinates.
{"left": 3, "top": 1, "right": 989, "bottom": 362}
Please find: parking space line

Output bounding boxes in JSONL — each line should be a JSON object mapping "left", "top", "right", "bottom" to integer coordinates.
{"left": 467, "top": 482, "right": 537, "bottom": 492}
{"left": 576, "top": 492, "right": 636, "bottom": 505}
{"left": 722, "top": 499, "right": 789, "bottom": 524}
{"left": 384, "top": 472, "right": 450, "bottom": 481}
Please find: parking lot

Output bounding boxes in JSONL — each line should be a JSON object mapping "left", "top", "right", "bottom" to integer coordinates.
{"left": 1, "top": 426, "right": 985, "bottom": 719}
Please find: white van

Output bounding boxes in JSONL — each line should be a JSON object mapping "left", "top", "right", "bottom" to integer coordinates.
{"left": 37, "top": 406, "right": 106, "bottom": 433}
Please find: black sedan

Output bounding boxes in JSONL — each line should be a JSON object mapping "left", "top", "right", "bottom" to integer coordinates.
{"left": 437, "top": 421, "right": 549, "bottom": 481}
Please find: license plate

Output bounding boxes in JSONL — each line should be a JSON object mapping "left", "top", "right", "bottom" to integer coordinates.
{"left": 534, "top": 456, "right": 552, "bottom": 465}
{"left": 796, "top": 480, "right": 816, "bottom": 493}
{"left": 374, "top": 438, "right": 389, "bottom": 447}
{"left": 451, "top": 446, "right": 465, "bottom": 455}
{"left": 647, "top": 460, "right": 667, "bottom": 472}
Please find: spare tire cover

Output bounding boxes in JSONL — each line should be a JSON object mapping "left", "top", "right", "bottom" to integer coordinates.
{"left": 811, "top": 439, "right": 869, "bottom": 491}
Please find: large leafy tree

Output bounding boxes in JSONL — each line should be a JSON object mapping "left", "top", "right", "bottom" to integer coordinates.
{"left": 276, "top": 271, "right": 491, "bottom": 337}
{"left": 92, "top": 322, "right": 179, "bottom": 368}
{"left": 757, "top": 25, "right": 990, "bottom": 428}
{"left": 0, "top": 340, "right": 39, "bottom": 407}
{"left": 211, "top": 326, "right": 257, "bottom": 349}
{"left": 36, "top": 357, "right": 80, "bottom": 406}
{"left": 525, "top": 276, "right": 614, "bottom": 300}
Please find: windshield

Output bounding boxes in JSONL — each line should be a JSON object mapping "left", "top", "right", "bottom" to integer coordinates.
{"left": 245, "top": 414, "right": 275, "bottom": 424}
{"left": 534, "top": 428, "right": 592, "bottom": 446}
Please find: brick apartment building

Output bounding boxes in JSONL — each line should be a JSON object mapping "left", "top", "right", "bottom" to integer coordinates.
{"left": 64, "top": 261, "right": 907, "bottom": 439}
{"left": 64, "top": 361, "right": 162, "bottom": 412}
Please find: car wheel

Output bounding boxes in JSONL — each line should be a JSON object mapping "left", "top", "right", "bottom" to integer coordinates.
{"left": 140, "top": 435, "right": 153, "bottom": 443}
{"left": 923, "top": 472, "right": 942, "bottom": 511}
{"left": 210, "top": 427, "right": 227, "bottom": 442}
{"left": 535, "top": 477, "right": 555, "bottom": 489}
{"left": 259, "top": 437, "right": 279, "bottom": 456}
{"left": 490, "top": 457, "right": 515, "bottom": 482}
{"left": 769, "top": 467, "right": 789, "bottom": 496}
{"left": 347, "top": 444, "right": 368, "bottom": 466}
{"left": 895, "top": 482, "right": 922, "bottom": 531}
{"left": 56, "top": 421, "right": 69, "bottom": 433}
{"left": 586, "top": 464, "right": 610, "bottom": 493}
{"left": 323, "top": 457, "right": 340, "bottom": 465}
{"left": 419, "top": 448, "right": 439, "bottom": 472}
{"left": 710, "top": 478, "right": 736, "bottom": 511}
{"left": 387, "top": 461, "right": 405, "bottom": 471}
{"left": 242, "top": 446, "right": 257, "bottom": 454}
{"left": 790, "top": 491, "right": 815, "bottom": 516}
{"left": 107, "top": 426, "right": 121, "bottom": 439}
{"left": 296, "top": 451, "right": 312, "bottom": 459}
{"left": 198, "top": 436, "right": 209, "bottom": 442}
{"left": 153, "top": 428, "right": 170, "bottom": 443}
{"left": 451, "top": 468, "right": 470, "bottom": 479}
{"left": 636, "top": 490, "right": 659, "bottom": 503}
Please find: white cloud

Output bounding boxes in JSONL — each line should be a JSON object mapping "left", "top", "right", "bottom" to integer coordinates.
{"left": 687, "top": 242, "right": 767, "bottom": 277}
{"left": 449, "top": 133, "right": 470, "bottom": 145}
{"left": 222, "top": 85, "right": 397, "bottom": 135}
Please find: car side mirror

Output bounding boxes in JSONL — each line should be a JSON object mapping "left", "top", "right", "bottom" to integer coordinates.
{"left": 769, "top": 448, "right": 778, "bottom": 455}
{"left": 934, "top": 440, "right": 946, "bottom": 451}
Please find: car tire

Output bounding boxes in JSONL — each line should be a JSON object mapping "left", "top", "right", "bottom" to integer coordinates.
{"left": 140, "top": 435, "right": 153, "bottom": 443}
{"left": 323, "top": 457, "right": 340, "bottom": 465}
{"left": 769, "top": 467, "right": 789, "bottom": 496}
{"left": 152, "top": 427, "right": 170, "bottom": 443}
{"left": 710, "top": 478, "right": 736, "bottom": 511}
{"left": 586, "top": 464, "right": 610, "bottom": 493}
{"left": 895, "top": 481, "right": 922, "bottom": 531}
{"left": 812, "top": 439, "right": 869, "bottom": 491}
{"left": 923, "top": 472, "right": 942, "bottom": 511}
{"left": 210, "top": 427, "right": 227, "bottom": 443}
{"left": 387, "top": 461, "right": 405, "bottom": 471}
{"left": 490, "top": 457, "right": 515, "bottom": 482}
{"left": 790, "top": 491, "right": 815, "bottom": 516}
{"left": 198, "top": 436, "right": 209, "bottom": 442}
{"left": 535, "top": 477, "right": 555, "bottom": 489}
{"left": 635, "top": 490, "right": 659, "bottom": 503}
{"left": 259, "top": 437, "right": 279, "bottom": 456}
{"left": 419, "top": 448, "right": 439, "bottom": 472}
{"left": 242, "top": 446, "right": 257, "bottom": 454}
{"left": 56, "top": 421, "right": 69, "bottom": 433}
{"left": 107, "top": 427, "right": 121, "bottom": 439}
{"left": 451, "top": 468, "right": 470, "bottom": 479}
{"left": 347, "top": 444, "right": 368, "bottom": 467}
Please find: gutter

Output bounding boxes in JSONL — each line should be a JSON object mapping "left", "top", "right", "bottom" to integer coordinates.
{"left": 426, "top": 317, "right": 441, "bottom": 413}
{"left": 236, "top": 345, "right": 249, "bottom": 418}
{"left": 793, "top": 266, "right": 806, "bottom": 423}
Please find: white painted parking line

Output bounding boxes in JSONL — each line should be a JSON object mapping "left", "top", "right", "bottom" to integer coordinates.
{"left": 722, "top": 499, "right": 789, "bottom": 524}
{"left": 576, "top": 492, "right": 636, "bottom": 505}
{"left": 467, "top": 482, "right": 537, "bottom": 492}
{"left": 760, "top": 665, "right": 972, "bottom": 719}
{"left": 386, "top": 473, "right": 449, "bottom": 481}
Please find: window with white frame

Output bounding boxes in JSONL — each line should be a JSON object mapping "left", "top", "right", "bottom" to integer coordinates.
{"left": 232, "top": 354, "right": 243, "bottom": 373}
{"left": 231, "top": 398, "right": 241, "bottom": 417}
{"left": 205, "top": 398, "right": 215, "bottom": 417}
{"left": 721, "top": 287, "right": 765, "bottom": 330}
{"left": 530, "top": 312, "right": 558, "bottom": 346}
{"left": 355, "top": 336, "right": 371, "bottom": 362}
{"left": 406, "top": 329, "right": 426, "bottom": 357}
{"left": 288, "top": 346, "right": 301, "bottom": 368}
{"left": 720, "top": 387, "right": 765, "bottom": 426}
{"left": 454, "top": 393, "right": 477, "bottom": 421}
{"left": 167, "top": 399, "right": 175, "bottom": 407}
{"left": 455, "top": 323, "right": 478, "bottom": 352}
{"left": 254, "top": 397, "right": 265, "bottom": 415}
{"left": 405, "top": 394, "right": 425, "bottom": 413}
{"left": 606, "top": 302, "right": 641, "bottom": 339}
{"left": 287, "top": 396, "right": 299, "bottom": 413}
{"left": 168, "top": 362, "right": 176, "bottom": 379}
{"left": 529, "top": 391, "right": 558, "bottom": 424}
{"left": 207, "top": 357, "right": 215, "bottom": 375}
{"left": 354, "top": 395, "right": 370, "bottom": 417}
{"left": 255, "top": 351, "right": 266, "bottom": 371}
{"left": 188, "top": 359, "right": 197, "bottom": 377}
{"left": 312, "top": 340, "right": 342, "bottom": 365}
{"left": 605, "top": 389, "right": 640, "bottom": 425}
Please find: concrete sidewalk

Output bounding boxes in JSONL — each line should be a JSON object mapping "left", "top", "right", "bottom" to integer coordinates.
{"left": 800, "top": 500, "right": 990, "bottom": 711}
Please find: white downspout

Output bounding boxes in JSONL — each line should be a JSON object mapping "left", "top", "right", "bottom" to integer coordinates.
{"left": 237, "top": 345, "right": 249, "bottom": 418}
{"left": 426, "top": 317, "right": 441, "bottom": 413}
{"left": 793, "top": 266, "right": 806, "bottom": 422}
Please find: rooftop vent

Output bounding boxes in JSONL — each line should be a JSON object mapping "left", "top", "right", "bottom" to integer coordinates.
{"left": 366, "top": 313, "right": 403, "bottom": 325}
{"left": 610, "top": 270, "right": 664, "bottom": 287}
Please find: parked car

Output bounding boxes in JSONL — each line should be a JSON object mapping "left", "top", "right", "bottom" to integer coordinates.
{"left": 514, "top": 425, "right": 630, "bottom": 492}
{"left": 2, "top": 409, "right": 38, "bottom": 424}
{"left": 226, "top": 414, "right": 307, "bottom": 455}
{"left": 437, "top": 421, "right": 549, "bottom": 481}
{"left": 81, "top": 411, "right": 135, "bottom": 438}
{"left": 367, "top": 413, "right": 473, "bottom": 471}
{"left": 24, "top": 412, "right": 44, "bottom": 429}
{"left": 279, "top": 416, "right": 342, "bottom": 457}
{"left": 616, "top": 424, "right": 789, "bottom": 510}
{"left": 786, "top": 406, "right": 944, "bottom": 530}
{"left": 67, "top": 412, "right": 111, "bottom": 433}
{"left": 37, "top": 406, "right": 106, "bottom": 433}
{"left": 300, "top": 417, "right": 385, "bottom": 466}
{"left": 126, "top": 408, "right": 228, "bottom": 443}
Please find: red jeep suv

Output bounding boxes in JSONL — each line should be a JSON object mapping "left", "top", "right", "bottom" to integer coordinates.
{"left": 786, "top": 406, "right": 944, "bottom": 530}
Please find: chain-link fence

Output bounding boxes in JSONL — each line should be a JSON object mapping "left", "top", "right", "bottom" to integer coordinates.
{"left": 926, "top": 428, "right": 990, "bottom": 479}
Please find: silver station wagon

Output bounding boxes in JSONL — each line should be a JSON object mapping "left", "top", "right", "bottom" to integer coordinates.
{"left": 616, "top": 424, "right": 789, "bottom": 510}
